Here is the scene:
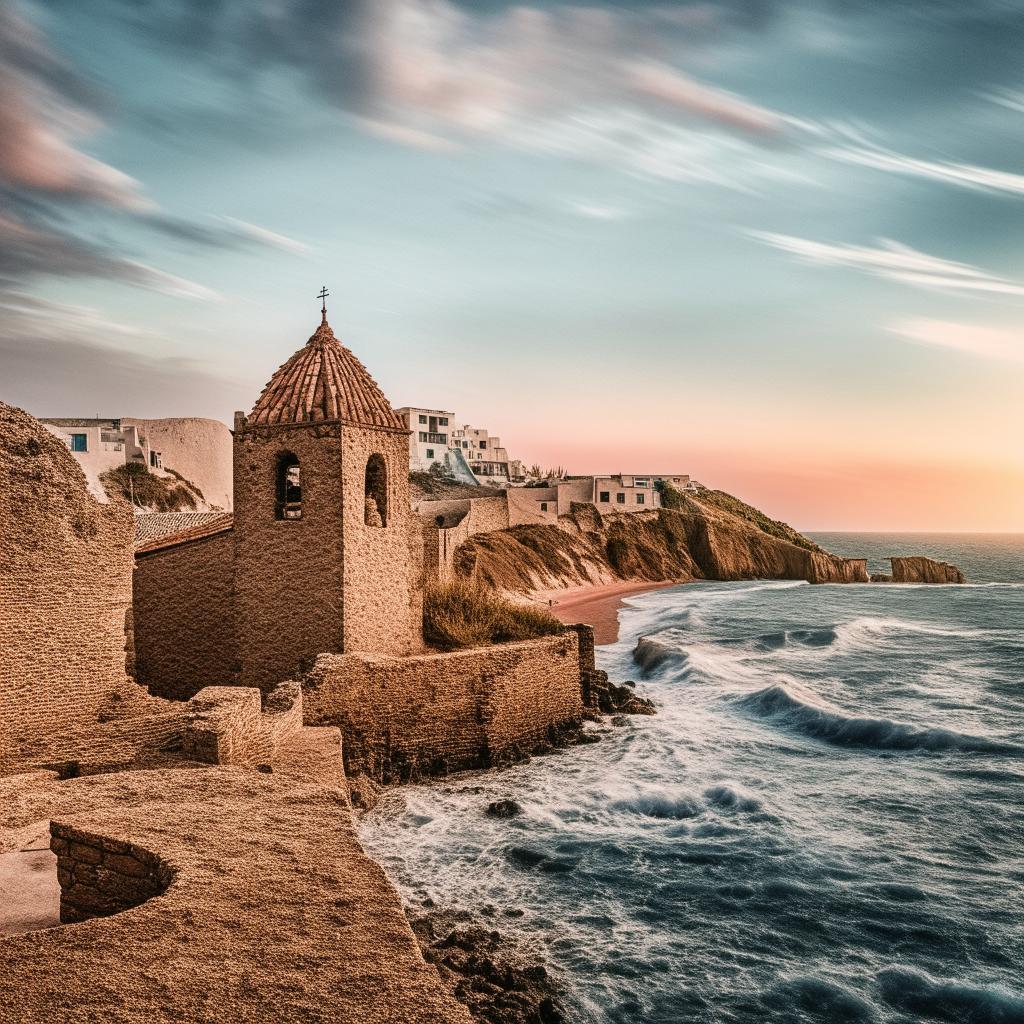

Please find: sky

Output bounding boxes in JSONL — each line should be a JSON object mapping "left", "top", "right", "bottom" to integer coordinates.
{"left": 1, "top": 0, "right": 1022, "bottom": 531}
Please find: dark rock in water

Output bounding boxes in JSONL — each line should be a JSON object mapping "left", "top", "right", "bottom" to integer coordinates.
{"left": 582, "top": 667, "right": 657, "bottom": 716}
{"left": 889, "top": 556, "right": 965, "bottom": 584}
{"left": 610, "top": 715, "right": 629, "bottom": 728}
{"left": 870, "top": 573, "right": 893, "bottom": 583}
{"left": 487, "top": 799, "right": 523, "bottom": 819}
{"left": 410, "top": 908, "right": 565, "bottom": 1024}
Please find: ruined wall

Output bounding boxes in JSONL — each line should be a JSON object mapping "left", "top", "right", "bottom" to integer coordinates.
{"left": 51, "top": 823, "right": 172, "bottom": 924}
{"left": 181, "top": 682, "right": 304, "bottom": 768}
{"left": 341, "top": 424, "right": 417, "bottom": 655}
{"left": 134, "top": 529, "right": 237, "bottom": 700}
{"left": 507, "top": 486, "right": 559, "bottom": 527}
{"left": 233, "top": 420, "right": 345, "bottom": 692}
{"left": 419, "top": 495, "right": 511, "bottom": 582}
{"left": 0, "top": 403, "right": 137, "bottom": 760}
{"left": 302, "top": 633, "right": 582, "bottom": 780}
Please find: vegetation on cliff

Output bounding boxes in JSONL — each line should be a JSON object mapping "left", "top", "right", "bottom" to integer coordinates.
{"left": 423, "top": 578, "right": 565, "bottom": 651}
{"left": 454, "top": 493, "right": 867, "bottom": 593}
{"left": 665, "top": 485, "right": 823, "bottom": 553}
{"left": 100, "top": 463, "right": 205, "bottom": 512}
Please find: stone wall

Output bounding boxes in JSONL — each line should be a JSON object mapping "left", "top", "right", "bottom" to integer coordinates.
{"left": 301, "top": 634, "right": 582, "bottom": 781}
{"left": 51, "top": 822, "right": 172, "bottom": 924}
{"left": 506, "top": 486, "right": 559, "bottom": 527}
{"left": 0, "top": 403, "right": 138, "bottom": 760}
{"left": 134, "top": 528, "right": 237, "bottom": 700}
{"left": 419, "top": 495, "right": 510, "bottom": 582}
{"left": 341, "top": 424, "right": 417, "bottom": 655}
{"left": 182, "top": 682, "right": 304, "bottom": 769}
{"left": 233, "top": 420, "right": 347, "bottom": 691}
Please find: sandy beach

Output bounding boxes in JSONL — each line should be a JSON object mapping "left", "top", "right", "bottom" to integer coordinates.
{"left": 531, "top": 580, "right": 678, "bottom": 645}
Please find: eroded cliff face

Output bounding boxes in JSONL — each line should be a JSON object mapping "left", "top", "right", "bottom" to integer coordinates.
{"left": 889, "top": 556, "right": 965, "bottom": 584}
{"left": 454, "top": 495, "right": 869, "bottom": 592}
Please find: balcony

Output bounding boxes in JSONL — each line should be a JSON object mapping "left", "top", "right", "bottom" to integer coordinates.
{"left": 418, "top": 432, "right": 448, "bottom": 444}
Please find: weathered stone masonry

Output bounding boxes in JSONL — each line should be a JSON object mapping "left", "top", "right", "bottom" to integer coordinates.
{"left": 302, "top": 633, "right": 583, "bottom": 781}
{"left": 52, "top": 822, "right": 173, "bottom": 924}
{"left": 134, "top": 525, "right": 237, "bottom": 700}
{"left": 0, "top": 402, "right": 138, "bottom": 759}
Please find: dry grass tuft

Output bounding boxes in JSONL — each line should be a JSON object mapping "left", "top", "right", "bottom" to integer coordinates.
{"left": 423, "top": 579, "right": 565, "bottom": 651}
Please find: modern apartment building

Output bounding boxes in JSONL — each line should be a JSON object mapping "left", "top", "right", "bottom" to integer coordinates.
{"left": 396, "top": 407, "right": 453, "bottom": 472}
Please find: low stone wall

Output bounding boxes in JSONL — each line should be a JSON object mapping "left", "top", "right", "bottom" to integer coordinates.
{"left": 302, "top": 634, "right": 582, "bottom": 781}
{"left": 182, "top": 682, "right": 304, "bottom": 769}
{"left": 51, "top": 822, "right": 173, "bottom": 924}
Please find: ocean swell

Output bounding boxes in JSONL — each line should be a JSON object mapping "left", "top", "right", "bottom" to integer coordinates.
{"left": 735, "top": 683, "right": 1021, "bottom": 755}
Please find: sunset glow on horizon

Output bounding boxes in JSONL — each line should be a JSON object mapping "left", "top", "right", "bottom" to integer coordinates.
{"left": 2, "top": 1, "right": 1022, "bottom": 532}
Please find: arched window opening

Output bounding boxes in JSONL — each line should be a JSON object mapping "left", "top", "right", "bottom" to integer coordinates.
{"left": 276, "top": 452, "right": 302, "bottom": 520}
{"left": 364, "top": 454, "right": 388, "bottom": 527}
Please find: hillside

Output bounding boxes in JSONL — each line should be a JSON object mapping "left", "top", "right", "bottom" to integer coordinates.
{"left": 123, "top": 417, "right": 232, "bottom": 511}
{"left": 453, "top": 491, "right": 867, "bottom": 592}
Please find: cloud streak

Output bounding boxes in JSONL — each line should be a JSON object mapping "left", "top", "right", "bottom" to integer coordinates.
{"left": 747, "top": 231, "right": 1024, "bottom": 297}
{"left": 888, "top": 318, "right": 1024, "bottom": 364}
{"left": 821, "top": 141, "right": 1024, "bottom": 198}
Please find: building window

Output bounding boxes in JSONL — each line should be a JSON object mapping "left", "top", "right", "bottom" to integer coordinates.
{"left": 479, "top": 440, "right": 487, "bottom": 449}
{"left": 426, "top": 449, "right": 434, "bottom": 459}
{"left": 462, "top": 441, "right": 469, "bottom": 448}
{"left": 70, "top": 433, "right": 88, "bottom": 452}
{"left": 364, "top": 454, "right": 388, "bottom": 527}
{"left": 439, "top": 417, "right": 448, "bottom": 425}
{"left": 599, "top": 491, "right": 610, "bottom": 503}
{"left": 275, "top": 452, "right": 302, "bottom": 520}
{"left": 636, "top": 493, "right": 645, "bottom": 505}
{"left": 540, "top": 502, "right": 548, "bottom": 512}
{"left": 616, "top": 493, "right": 625, "bottom": 504}
{"left": 419, "top": 415, "right": 427, "bottom": 424}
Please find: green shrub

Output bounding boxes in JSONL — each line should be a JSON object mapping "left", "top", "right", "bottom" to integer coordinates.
{"left": 423, "top": 578, "right": 565, "bottom": 651}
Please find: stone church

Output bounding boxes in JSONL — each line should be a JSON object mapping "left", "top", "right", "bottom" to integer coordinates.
{"left": 134, "top": 308, "right": 422, "bottom": 697}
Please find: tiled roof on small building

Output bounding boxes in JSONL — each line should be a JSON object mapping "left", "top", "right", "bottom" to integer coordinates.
{"left": 135, "top": 511, "right": 232, "bottom": 546}
{"left": 247, "top": 316, "right": 404, "bottom": 430}
{"left": 135, "top": 513, "right": 234, "bottom": 555}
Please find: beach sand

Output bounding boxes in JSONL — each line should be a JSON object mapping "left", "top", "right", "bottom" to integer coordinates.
{"left": 531, "top": 580, "right": 678, "bottom": 645}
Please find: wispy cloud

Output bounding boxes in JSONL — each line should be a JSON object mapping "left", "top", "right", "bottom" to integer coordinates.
{"left": 218, "top": 217, "right": 311, "bottom": 255}
{"left": 747, "top": 231, "right": 1024, "bottom": 297}
{"left": 889, "top": 318, "right": 1024, "bottom": 364}
{"left": 820, "top": 140, "right": 1024, "bottom": 197}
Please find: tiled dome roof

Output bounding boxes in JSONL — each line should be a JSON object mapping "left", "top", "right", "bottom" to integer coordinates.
{"left": 248, "top": 316, "right": 404, "bottom": 430}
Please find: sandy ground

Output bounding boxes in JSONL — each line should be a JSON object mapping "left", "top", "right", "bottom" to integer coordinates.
{"left": 0, "top": 819, "right": 59, "bottom": 936}
{"left": 531, "top": 580, "right": 677, "bottom": 644}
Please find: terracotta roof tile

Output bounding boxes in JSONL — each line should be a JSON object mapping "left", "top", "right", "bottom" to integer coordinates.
{"left": 248, "top": 317, "right": 404, "bottom": 430}
{"left": 134, "top": 511, "right": 232, "bottom": 545}
{"left": 135, "top": 513, "right": 234, "bottom": 555}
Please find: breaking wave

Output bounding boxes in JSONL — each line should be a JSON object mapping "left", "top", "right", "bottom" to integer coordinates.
{"left": 736, "top": 683, "right": 1022, "bottom": 754}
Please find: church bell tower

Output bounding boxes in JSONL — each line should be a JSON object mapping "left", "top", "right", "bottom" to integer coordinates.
{"left": 232, "top": 290, "right": 414, "bottom": 691}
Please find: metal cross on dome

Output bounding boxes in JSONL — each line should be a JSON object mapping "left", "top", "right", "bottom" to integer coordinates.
{"left": 317, "top": 285, "right": 329, "bottom": 319}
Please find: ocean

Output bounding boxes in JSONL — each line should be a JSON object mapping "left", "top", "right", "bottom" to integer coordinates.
{"left": 361, "top": 534, "right": 1024, "bottom": 1023}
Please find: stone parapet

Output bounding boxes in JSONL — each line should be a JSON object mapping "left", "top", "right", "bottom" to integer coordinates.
{"left": 51, "top": 822, "right": 172, "bottom": 924}
{"left": 302, "top": 634, "right": 583, "bottom": 782}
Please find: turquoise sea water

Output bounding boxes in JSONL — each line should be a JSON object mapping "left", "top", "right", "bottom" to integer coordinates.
{"left": 362, "top": 534, "right": 1024, "bottom": 1023}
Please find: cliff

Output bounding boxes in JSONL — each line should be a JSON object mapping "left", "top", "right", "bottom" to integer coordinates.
{"left": 123, "top": 417, "right": 233, "bottom": 511}
{"left": 453, "top": 492, "right": 869, "bottom": 592}
{"left": 889, "top": 556, "right": 965, "bottom": 584}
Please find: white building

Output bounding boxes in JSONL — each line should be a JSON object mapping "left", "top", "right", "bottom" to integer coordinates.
{"left": 41, "top": 418, "right": 163, "bottom": 499}
{"left": 591, "top": 473, "right": 693, "bottom": 511}
{"left": 397, "top": 406, "right": 522, "bottom": 485}
{"left": 449, "top": 425, "right": 512, "bottom": 482}
{"left": 396, "top": 407, "right": 453, "bottom": 473}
